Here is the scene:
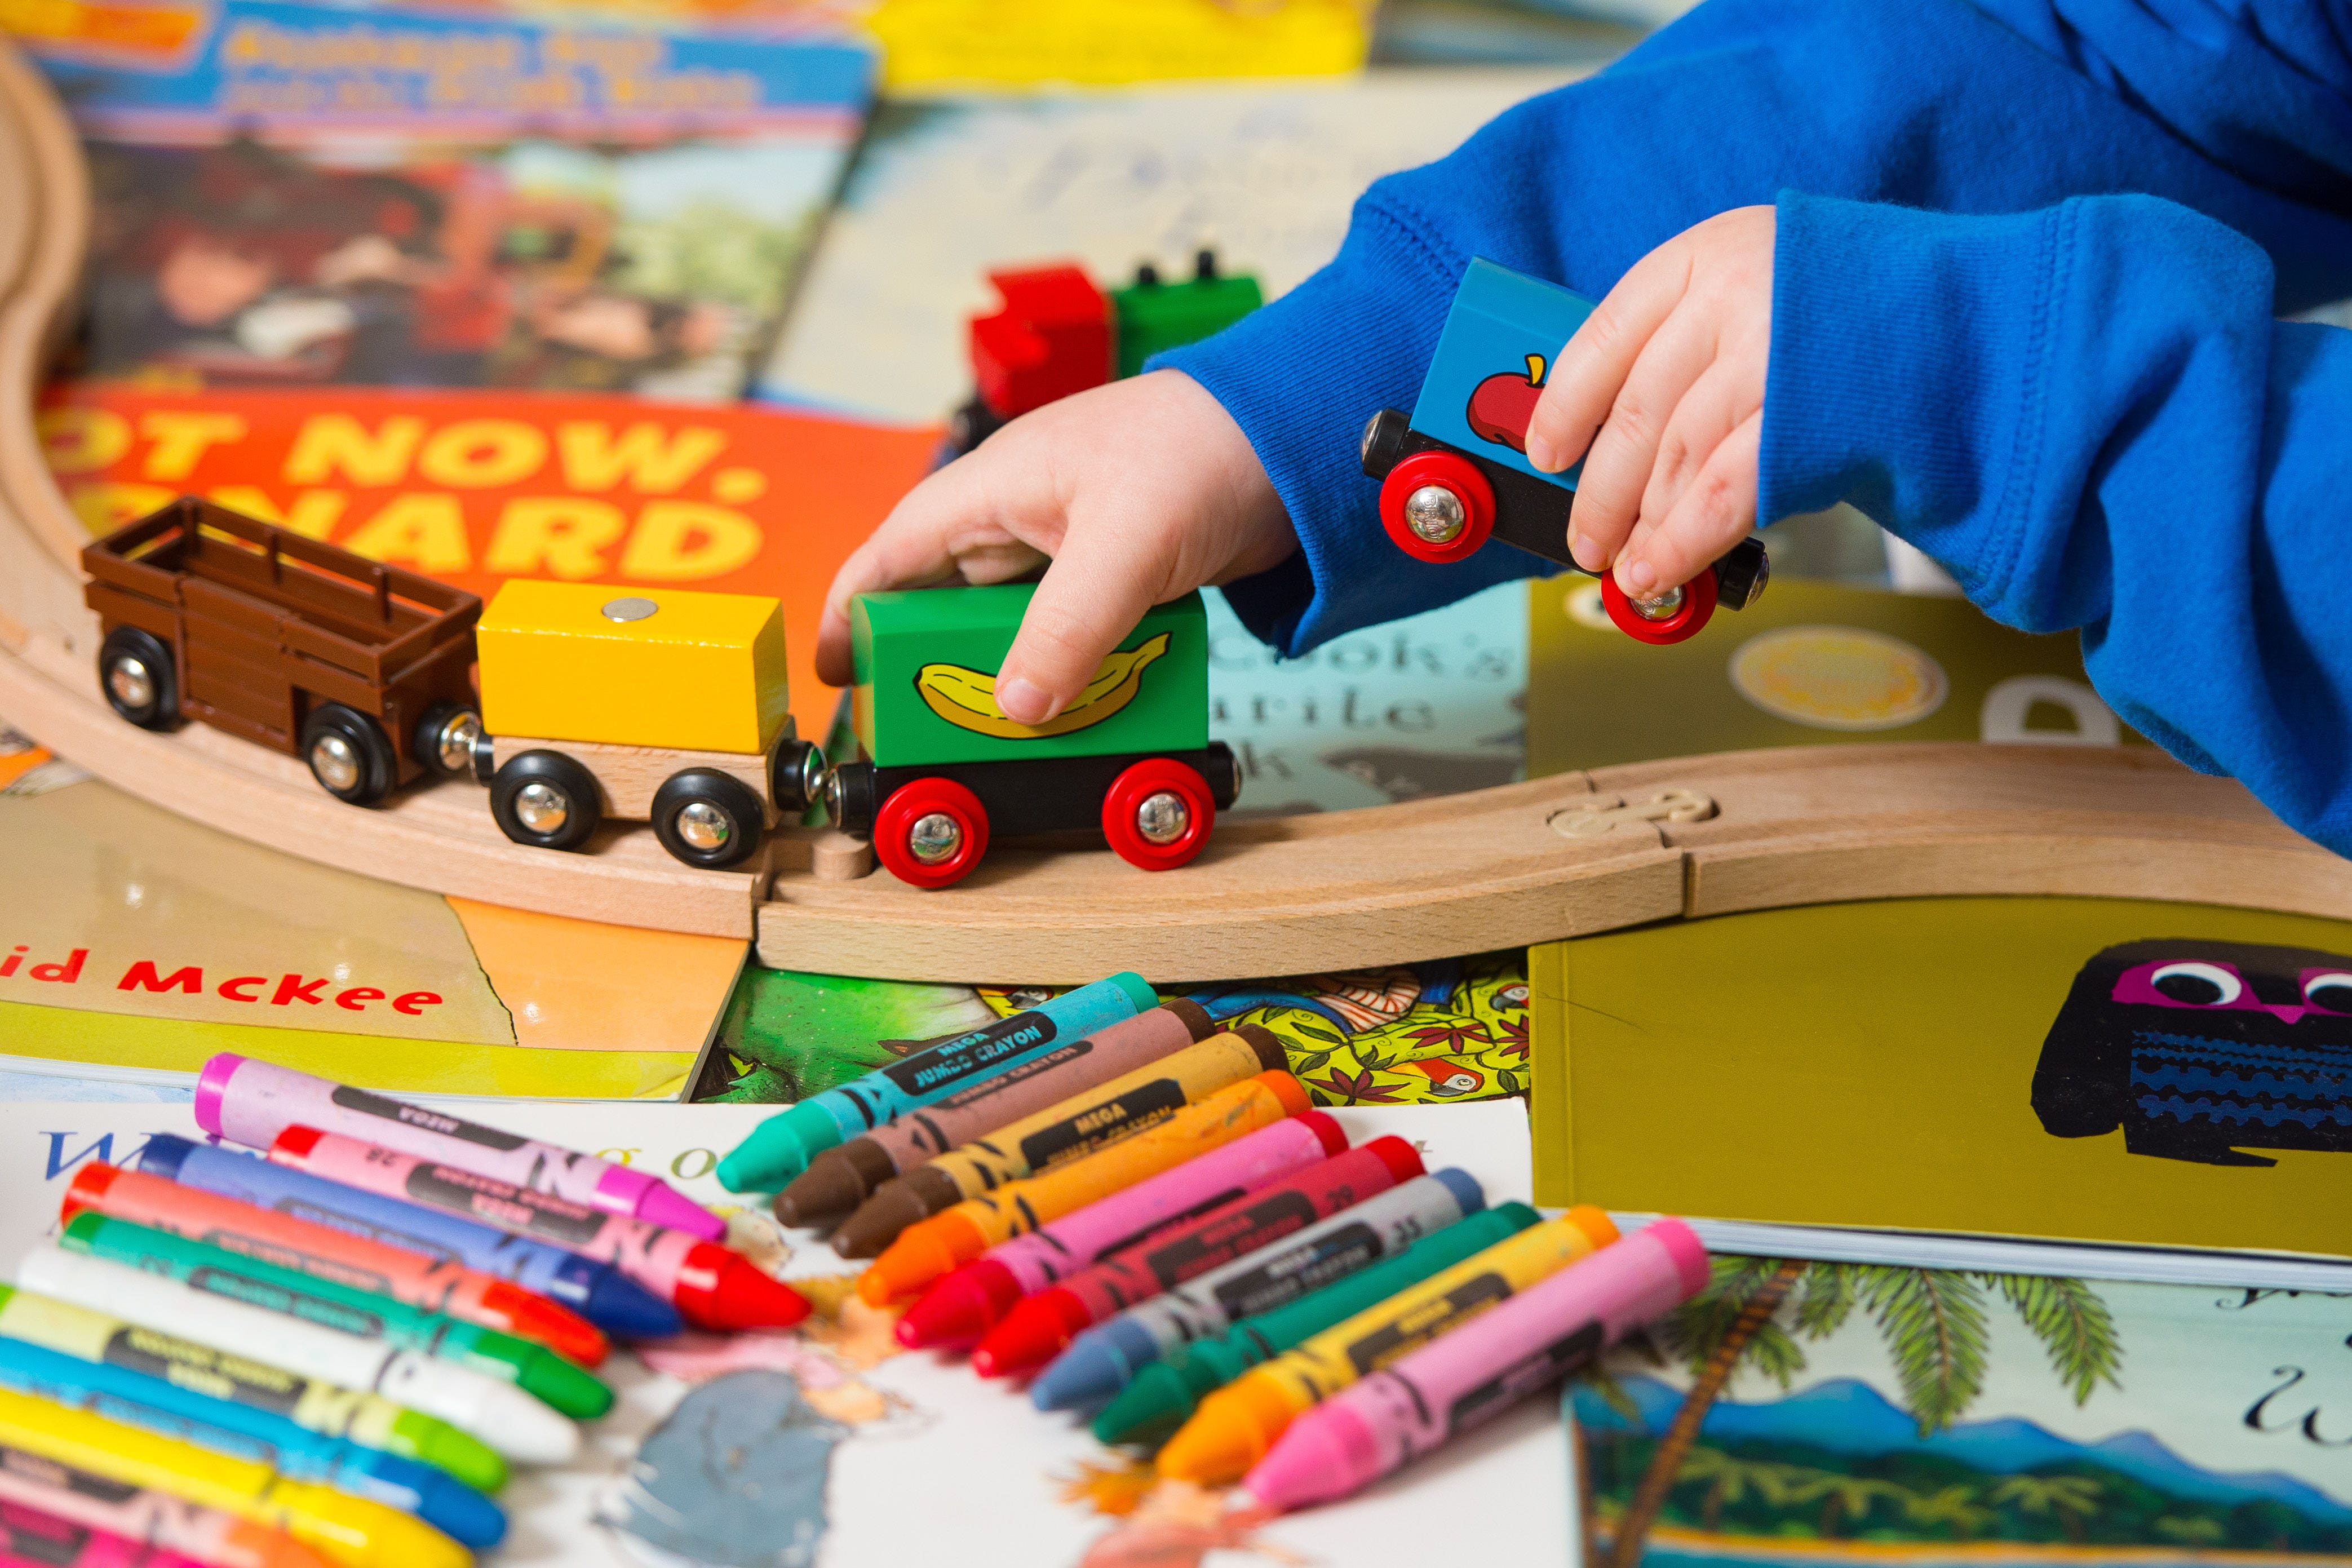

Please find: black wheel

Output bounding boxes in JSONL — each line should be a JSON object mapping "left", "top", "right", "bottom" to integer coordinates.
{"left": 411, "top": 701, "right": 482, "bottom": 782}
{"left": 651, "top": 769, "right": 766, "bottom": 870}
{"left": 769, "top": 738, "right": 826, "bottom": 817}
{"left": 98, "top": 626, "right": 178, "bottom": 731}
{"left": 489, "top": 750, "right": 603, "bottom": 852}
{"left": 822, "top": 760, "right": 877, "bottom": 838}
{"left": 300, "top": 703, "right": 397, "bottom": 806}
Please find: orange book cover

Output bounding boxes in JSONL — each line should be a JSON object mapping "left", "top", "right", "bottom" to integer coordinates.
{"left": 41, "top": 382, "right": 940, "bottom": 744}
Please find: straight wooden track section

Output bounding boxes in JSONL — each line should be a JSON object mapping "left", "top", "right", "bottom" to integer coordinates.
{"left": 2, "top": 43, "right": 2346, "bottom": 981}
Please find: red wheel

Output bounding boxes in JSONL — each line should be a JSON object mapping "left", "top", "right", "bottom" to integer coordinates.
{"left": 874, "top": 778, "right": 990, "bottom": 889}
{"left": 1379, "top": 450, "right": 1494, "bottom": 565}
{"left": 1101, "top": 758, "right": 1216, "bottom": 872}
{"left": 1601, "top": 565, "right": 1718, "bottom": 644}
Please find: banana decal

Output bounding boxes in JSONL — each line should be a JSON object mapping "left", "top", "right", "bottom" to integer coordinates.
{"left": 915, "top": 633, "right": 1171, "bottom": 740}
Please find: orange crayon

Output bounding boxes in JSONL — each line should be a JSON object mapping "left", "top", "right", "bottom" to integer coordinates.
{"left": 857, "top": 1072, "right": 1312, "bottom": 1307}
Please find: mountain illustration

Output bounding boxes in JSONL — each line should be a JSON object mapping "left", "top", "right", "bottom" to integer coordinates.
{"left": 1581, "top": 1376, "right": 2352, "bottom": 1526}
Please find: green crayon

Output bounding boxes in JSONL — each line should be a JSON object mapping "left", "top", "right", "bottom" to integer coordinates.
{"left": 1090, "top": 1201, "right": 1540, "bottom": 1449}
{"left": 57, "top": 1213, "right": 612, "bottom": 1420}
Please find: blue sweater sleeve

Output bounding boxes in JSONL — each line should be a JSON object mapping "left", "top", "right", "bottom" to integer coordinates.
{"left": 1157, "top": 0, "right": 2352, "bottom": 657}
{"left": 1763, "top": 191, "right": 2352, "bottom": 855}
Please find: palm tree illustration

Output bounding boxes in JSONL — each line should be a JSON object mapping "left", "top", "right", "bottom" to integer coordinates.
{"left": 1672, "top": 1448, "right": 1807, "bottom": 1532}
{"left": 1791, "top": 1473, "right": 1910, "bottom": 1538}
{"left": 1988, "top": 1475, "right": 2106, "bottom": 1543}
{"left": 1600, "top": 1259, "right": 2121, "bottom": 1568}
{"left": 1903, "top": 1485, "right": 1995, "bottom": 1541}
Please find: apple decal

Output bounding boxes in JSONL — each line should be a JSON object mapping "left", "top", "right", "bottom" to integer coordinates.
{"left": 1465, "top": 353, "right": 1547, "bottom": 452}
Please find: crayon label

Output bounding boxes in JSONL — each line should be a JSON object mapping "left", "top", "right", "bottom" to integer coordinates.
{"left": 925, "top": 1040, "right": 1092, "bottom": 1114}
{"left": 276, "top": 1199, "right": 467, "bottom": 1268}
{"left": 1346, "top": 1272, "right": 1509, "bottom": 1375}
{"left": 1088, "top": 1184, "right": 1248, "bottom": 1262}
{"left": 3, "top": 1501, "right": 94, "bottom": 1564}
{"left": 103, "top": 1326, "right": 305, "bottom": 1414}
{"left": 1211, "top": 1219, "right": 1384, "bottom": 1319}
{"left": 187, "top": 1265, "right": 388, "bottom": 1338}
{"left": 0, "top": 1443, "right": 141, "bottom": 1503}
{"left": 1143, "top": 1190, "right": 1318, "bottom": 1288}
{"left": 331, "top": 1086, "right": 528, "bottom": 1150}
{"left": 1444, "top": 1319, "right": 1605, "bottom": 1437}
{"left": 406, "top": 1163, "right": 608, "bottom": 1244}
{"left": 1019, "top": 1080, "right": 1186, "bottom": 1169}
{"left": 880, "top": 1016, "right": 1056, "bottom": 1097}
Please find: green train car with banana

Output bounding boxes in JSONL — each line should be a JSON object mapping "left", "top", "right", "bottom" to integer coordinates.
{"left": 827, "top": 584, "right": 1235, "bottom": 888}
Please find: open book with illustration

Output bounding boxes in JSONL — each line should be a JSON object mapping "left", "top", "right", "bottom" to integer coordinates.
{"left": 1575, "top": 1257, "right": 2352, "bottom": 1568}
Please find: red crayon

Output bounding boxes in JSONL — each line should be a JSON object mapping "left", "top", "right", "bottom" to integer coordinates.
{"left": 59, "top": 1166, "right": 606, "bottom": 1366}
{"left": 268, "top": 1128, "right": 807, "bottom": 1332}
{"left": 972, "top": 1139, "right": 1423, "bottom": 1378}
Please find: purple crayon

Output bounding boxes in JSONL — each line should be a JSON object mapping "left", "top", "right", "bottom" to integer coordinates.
{"left": 1241, "top": 1219, "right": 1710, "bottom": 1512}
{"left": 196, "top": 1053, "right": 727, "bottom": 1244}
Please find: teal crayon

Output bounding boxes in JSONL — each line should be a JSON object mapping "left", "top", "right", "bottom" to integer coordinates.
{"left": 717, "top": 973, "right": 1157, "bottom": 1191}
{"left": 1090, "top": 1202, "right": 1541, "bottom": 1448}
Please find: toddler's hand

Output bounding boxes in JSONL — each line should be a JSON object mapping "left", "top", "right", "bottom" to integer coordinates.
{"left": 1523, "top": 205, "right": 1774, "bottom": 601}
{"left": 814, "top": 370, "right": 1296, "bottom": 725}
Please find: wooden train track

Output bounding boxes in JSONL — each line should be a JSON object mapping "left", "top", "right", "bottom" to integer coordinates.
{"left": 2, "top": 42, "right": 2347, "bottom": 982}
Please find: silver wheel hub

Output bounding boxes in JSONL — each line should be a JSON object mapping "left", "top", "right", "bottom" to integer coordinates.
{"left": 108, "top": 657, "right": 153, "bottom": 710}
{"left": 515, "top": 781, "right": 570, "bottom": 832}
{"left": 676, "top": 800, "right": 731, "bottom": 851}
{"left": 1632, "top": 584, "right": 1687, "bottom": 621}
{"left": 1405, "top": 485, "right": 1466, "bottom": 544}
{"left": 310, "top": 733, "right": 360, "bottom": 791}
{"left": 1136, "top": 790, "right": 1191, "bottom": 846}
{"left": 433, "top": 711, "right": 482, "bottom": 774}
{"left": 909, "top": 812, "right": 962, "bottom": 865}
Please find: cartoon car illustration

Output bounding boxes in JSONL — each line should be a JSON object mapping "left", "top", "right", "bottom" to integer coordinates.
{"left": 1358, "top": 257, "right": 1770, "bottom": 644}
{"left": 822, "top": 583, "right": 1237, "bottom": 888}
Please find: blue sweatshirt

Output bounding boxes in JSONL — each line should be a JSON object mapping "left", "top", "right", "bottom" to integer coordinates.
{"left": 1157, "top": 0, "right": 2352, "bottom": 856}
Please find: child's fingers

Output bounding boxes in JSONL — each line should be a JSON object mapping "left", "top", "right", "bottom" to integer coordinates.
{"left": 1614, "top": 409, "right": 1761, "bottom": 598}
{"left": 1558, "top": 303, "right": 1718, "bottom": 571}
{"left": 1525, "top": 236, "right": 1693, "bottom": 477}
{"left": 991, "top": 516, "right": 1165, "bottom": 726}
{"left": 1638, "top": 355, "right": 1759, "bottom": 529}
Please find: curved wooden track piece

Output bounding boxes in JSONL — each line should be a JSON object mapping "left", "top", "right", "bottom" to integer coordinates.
{"left": 0, "top": 43, "right": 2346, "bottom": 980}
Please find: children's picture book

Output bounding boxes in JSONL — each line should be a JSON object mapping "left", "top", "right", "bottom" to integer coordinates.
{"left": 0, "top": 741, "right": 745, "bottom": 1100}
{"left": 696, "top": 949, "right": 1534, "bottom": 1110}
{"left": 1575, "top": 1254, "right": 2352, "bottom": 1568}
{"left": 1526, "top": 577, "right": 2140, "bottom": 776}
{"left": 1528, "top": 896, "right": 2352, "bottom": 1257}
{"left": 19, "top": 0, "right": 873, "bottom": 400}
{"left": 755, "top": 68, "right": 1584, "bottom": 422}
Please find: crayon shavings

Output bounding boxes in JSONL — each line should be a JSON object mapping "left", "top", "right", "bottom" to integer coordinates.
{"left": 1064, "top": 1469, "right": 1295, "bottom": 1568}
{"left": 604, "top": 1370, "right": 849, "bottom": 1568}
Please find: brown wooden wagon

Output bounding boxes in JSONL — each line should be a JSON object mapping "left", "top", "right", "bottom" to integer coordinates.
{"left": 80, "top": 497, "right": 483, "bottom": 806}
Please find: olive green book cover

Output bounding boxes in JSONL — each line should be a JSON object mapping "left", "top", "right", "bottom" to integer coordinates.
{"left": 1530, "top": 896, "right": 2352, "bottom": 1256}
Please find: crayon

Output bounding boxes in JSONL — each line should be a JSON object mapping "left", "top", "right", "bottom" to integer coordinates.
{"left": 776, "top": 1001, "right": 1219, "bottom": 1228}
{"left": 1, "top": 1496, "right": 210, "bottom": 1568}
{"left": 717, "top": 972, "right": 1158, "bottom": 1192}
{"left": 1154, "top": 1207, "right": 1619, "bottom": 1485}
{"left": 0, "top": 1336, "right": 505, "bottom": 1549}
{"left": 55, "top": 1215, "right": 610, "bottom": 1422}
{"left": 0, "top": 1385, "right": 467, "bottom": 1568}
{"left": 0, "top": 1287, "right": 504, "bottom": 1495}
{"left": 135, "top": 1136, "right": 677, "bottom": 1342}
{"left": 1243, "top": 1220, "right": 1711, "bottom": 1511}
{"left": 1028, "top": 1168, "right": 1484, "bottom": 1411}
{"left": 196, "top": 1053, "right": 724, "bottom": 1244}
{"left": 830, "top": 1024, "right": 1288, "bottom": 1257}
{"left": 0, "top": 1456, "right": 331, "bottom": 1568}
{"left": 62, "top": 1165, "right": 603, "bottom": 1368}
{"left": 973, "top": 1138, "right": 1425, "bottom": 1380}
{"left": 17, "top": 1249, "right": 578, "bottom": 1467}
{"left": 861, "top": 1073, "right": 1320, "bottom": 1309}
{"left": 1092, "top": 1202, "right": 1542, "bottom": 1448}
{"left": 263, "top": 1130, "right": 805, "bottom": 1334}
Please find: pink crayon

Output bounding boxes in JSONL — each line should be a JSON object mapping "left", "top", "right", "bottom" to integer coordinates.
{"left": 1242, "top": 1219, "right": 1711, "bottom": 1512}
{"left": 1, "top": 1498, "right": 210, "bottom": 1568}
{"left": 196, "top": 1053, "right": 726, "bottom": 1244}
{"left": 897, "top": 1113, "right": 1346, "bottom": 1351}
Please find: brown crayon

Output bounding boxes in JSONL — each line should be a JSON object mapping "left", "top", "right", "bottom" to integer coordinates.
{"left": 829, "top": 1025, "right": 1289, "bottom": 1258}
{"left": 775, "top": 1002, "right": 1215, "bottom": 1228}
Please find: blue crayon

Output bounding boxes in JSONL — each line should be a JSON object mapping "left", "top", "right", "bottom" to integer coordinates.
{"left": 716, "top": 972, "right": 1159, "bottom": 1192}
{"left": 135, "top": 1134, "right": 680, "bottom": 1340}
{"left": 0, "top": 1332, "right": 506, "bottom": 1548}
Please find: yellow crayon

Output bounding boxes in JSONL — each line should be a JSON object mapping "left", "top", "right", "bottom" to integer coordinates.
{"left": 831, "top": 1025, "right": 1288, "bottom": 1256}
{"left": 857, "top": 1071, "right": 1314, "bottom": 1305}
{"left": 0, "top": 1384, "right": 469, "bottom": 1568}
{"left": 1155, "top": 1206, "right": 1620, "bottom": 1485}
